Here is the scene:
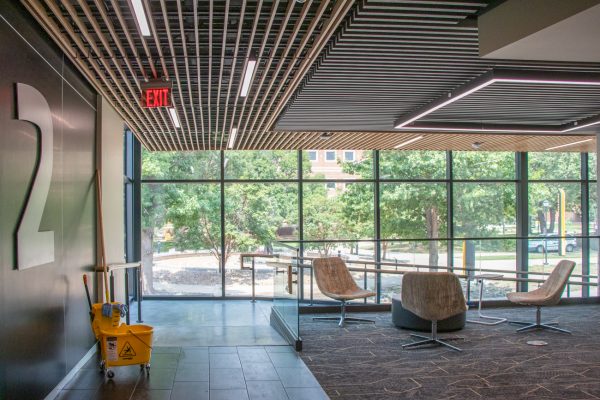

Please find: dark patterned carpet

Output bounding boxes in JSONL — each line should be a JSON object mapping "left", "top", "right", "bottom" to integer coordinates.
{"left": 299, "top": 304, "right": 600, "bottom": 400}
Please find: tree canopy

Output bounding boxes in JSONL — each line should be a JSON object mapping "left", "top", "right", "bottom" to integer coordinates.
{"left": 141, "top": 148, "right": 586, "bottom": 280}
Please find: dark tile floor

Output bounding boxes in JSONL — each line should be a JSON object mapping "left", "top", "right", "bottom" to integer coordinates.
{"left": 130, "top": 300, "right": 288, "bottom": 347}
{"left": 57, "top": 346, "right": 327, "bottom": 400}
{"left": 55, "top": 300, "right": 323, "bottom": 399}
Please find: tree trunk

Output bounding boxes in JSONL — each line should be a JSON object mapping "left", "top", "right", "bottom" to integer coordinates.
{"left": 142, "top": 228, "right": 155, "bottom": 294}
{"left": 425, "top": 206, "right": 439, "bottom": 271}
{"left": 382, "top": 241, "right": 388, "bottom": 260}
{"left": 549, "top": 207, "right": 556, "bottom": 233}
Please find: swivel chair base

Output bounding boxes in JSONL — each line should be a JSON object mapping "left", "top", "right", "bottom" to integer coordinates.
{"left": 403, "top": 334, "right": 464, "bottom": 352}
{"left": 402, "top": 320, "right": 464, "bottom": 351}
{"left": 508, "top": 306, "right": 571, "bottom": 334}
{"left": 312, "top": 300, "right": 375, "bottom": 327}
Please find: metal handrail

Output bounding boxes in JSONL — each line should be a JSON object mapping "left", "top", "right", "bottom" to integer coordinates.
{"left": 289, "top": 257, "right": 597, "bottom": 304}
{"left": 107, "top": 262, "right": 143, "bottom": 325}
{"left": 278, "top": 235, "right": 600, "bottom": 243}
{"left": 294, "top": 261, "right": 597, "bottom": 286}
{"left": 294, "top": 256, "right": 597, "bottom": 280}
{"left": 244, "top": 250, "right": 598, "bottom": 306}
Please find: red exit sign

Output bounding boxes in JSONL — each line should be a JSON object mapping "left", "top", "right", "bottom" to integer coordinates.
{"left": 141, "top": 82, "right": 172, "bottom": 108}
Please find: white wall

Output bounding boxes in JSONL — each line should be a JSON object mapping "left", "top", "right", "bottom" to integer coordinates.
{"left": 96, "top": 96, "right": 125, "bottom": 302}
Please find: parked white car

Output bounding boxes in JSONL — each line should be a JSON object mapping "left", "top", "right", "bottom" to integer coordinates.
{"left": 528, "top": 234, "right": 577, "bottom": 253}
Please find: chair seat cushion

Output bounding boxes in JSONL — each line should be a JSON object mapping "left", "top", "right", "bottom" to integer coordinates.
{"left": 324, "top": 289, "right": 375, "bottom": 301}
{"left": 507, "top": 291, "right": 551, "bottom": 306}
{"left": 391, "top": 295, "right": 465, "bottom": 332}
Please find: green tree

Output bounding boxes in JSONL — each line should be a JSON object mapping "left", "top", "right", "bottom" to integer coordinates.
{"left": 302, "top": 182, "right": 346, "bottom": 256}
{"left": 141, "top": 150, "right": 301, "bottom": 293}
{"left": 528, "top": 152, "right": 582, "bottom": 235}
{"left": 342, "top": 151, "right": 447, "bottom": 265}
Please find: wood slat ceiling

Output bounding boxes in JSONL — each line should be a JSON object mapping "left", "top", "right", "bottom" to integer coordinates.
{"left": 21, "top": 0, "right": 355, "bottom": 150}
{"left": 21, "top": 0, "right": 600, "bottom": 151}
{"left": 259, "top": 131, "right": 596, "bottom": 152}
{"left": 275, "top": 0, "right": 600, "bottom": 148}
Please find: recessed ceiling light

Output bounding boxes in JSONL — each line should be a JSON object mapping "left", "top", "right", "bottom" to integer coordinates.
{"left": 394, "top": 135, "right": 423, "bottom": 149}
{"left": 228, "top": 127, "right": 238, "bottom": 149}
{"left": 168, "top": 107, "right": 181, "bottom": 128}
{"left": 240, "top": 51, "right": 257, "bottom": 97}
{"left": 320, "top": 132, "right": 333, "bottom": 140}
{"left": 471, "top": 142, "right": 484, "bottom": 150}
{"left": 563, "top": 120, "right": 600, "bottom": 132}
{"left": 131, "top": 0, "right": 151, "bottom": 37}
{"left": 545, "top": 138, "right": 593, "bottom": 151}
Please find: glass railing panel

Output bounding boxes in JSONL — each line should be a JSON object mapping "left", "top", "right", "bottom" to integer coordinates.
{"left": 272, "top": 245, "right": 300, "bottom": 344}
{"left": 452, "top": 239, "right": 517, "bottom": 301}
{"left": 379, "top": 240, "right": 449, "bottom": 303}
{"left": 590, "top": 238, "right": 599, "bottom": 297}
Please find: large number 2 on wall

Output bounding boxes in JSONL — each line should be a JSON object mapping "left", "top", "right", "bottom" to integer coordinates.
{"left": 16, "top": 83, "right": 55, "bottom": 269}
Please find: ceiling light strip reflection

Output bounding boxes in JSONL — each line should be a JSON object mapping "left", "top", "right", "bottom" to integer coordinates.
{"left": 545, "top": 138, "right": 593, "bottom": 151}
{"left": 394, "top": 135, "right": 423, "bottom": 149}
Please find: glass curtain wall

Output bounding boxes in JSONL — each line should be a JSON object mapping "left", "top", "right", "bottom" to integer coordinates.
{"left": 528, "top": 152, "right": 586, "bottom": 297}
{"left": 139, "top": 147, "right": 597, "bottom": 300}
{"left": 452, "top": 152, "right": 517, "bottom": 300}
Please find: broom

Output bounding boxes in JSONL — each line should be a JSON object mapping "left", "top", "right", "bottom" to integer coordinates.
{"left": 95, "top": 169, "right": 112, "bottom": 317}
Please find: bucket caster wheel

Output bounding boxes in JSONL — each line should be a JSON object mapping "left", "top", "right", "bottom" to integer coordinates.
{"left": 99, "top": 360, "right": 106, "bottom": 374}
{"left": 106, "top": 369, "right": 115, "bottom": 379}
{"left": 145, "top": 363, "right": 151, "bottom": 375}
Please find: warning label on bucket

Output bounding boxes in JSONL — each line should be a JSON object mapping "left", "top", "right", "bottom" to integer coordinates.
{"left": 119, "top": 342, "right": 137, "bottom": 359}
{"left": 106, "top": 337, "right": 118, "bottom": 361}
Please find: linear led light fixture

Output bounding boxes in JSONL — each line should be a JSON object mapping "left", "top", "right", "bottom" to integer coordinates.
{"left": 394, "top": 135, "right": 423, "bottom": 149}
{"left": 394, "top": 69, "right": 600, "bottom": 133}
{"left": 227, "top": 127, "right": 238, "bottom": 149}
{"left": 563, "top": 119, "right": 600, "bottom": 132}
{"left": 399, "top": 125, "right": 559, "bottom": 134}
{"left": 545, "top": 138, "right": 594, "bottom": 151}
{"left": 131, "top": 0, "right": 151, "bottom": 37}
{"left": 168, "top": 107, "right": 181, "bottom": 128}
{"left": 240, "top": 51, "right": 257, "bottom": 97}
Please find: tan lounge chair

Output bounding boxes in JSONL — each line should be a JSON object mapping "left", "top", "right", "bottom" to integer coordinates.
{"left": 312, "top": 257, "right": 376, "bottom": 327}
{"left": 507, "top": 259, "right": 575, "bottom": 334}
{"left": 401, "top": 272, "right": 468, "bottom": 351}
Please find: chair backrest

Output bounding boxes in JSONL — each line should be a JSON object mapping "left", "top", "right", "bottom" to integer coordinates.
{"left": 312, "top": 257, "right": 361, "bottom": 296}
{"left": 538, "top": 259, "right": 576, "bottom": 305}
{"left": 401, "top": 272, "right": 467, "bottom": 322}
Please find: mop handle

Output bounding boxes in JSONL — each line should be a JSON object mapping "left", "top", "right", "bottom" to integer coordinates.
{"left": 82, "top": 274, "right": 93, "bottom": 311}
{"left": 95, "top": 170, "right": 110, "bottom": 302}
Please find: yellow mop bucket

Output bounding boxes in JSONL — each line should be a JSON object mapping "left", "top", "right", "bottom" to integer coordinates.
{"left": 99, "top": 324, "right": 153, "bottom": 376}
{"left": 90, "top": 303, "right": 122, "bottom": 339}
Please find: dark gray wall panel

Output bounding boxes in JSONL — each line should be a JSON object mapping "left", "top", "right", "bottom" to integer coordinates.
{"left": 0, "top": 2, "right": 96, "bottom": 399}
